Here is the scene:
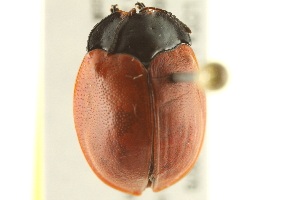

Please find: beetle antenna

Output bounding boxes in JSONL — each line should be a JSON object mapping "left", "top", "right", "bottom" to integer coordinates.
{"left": 135, "top": 2, "right": 146, "bottom": 10}
{"left": 110, "top": 4, "right": 120, "bottom": 13}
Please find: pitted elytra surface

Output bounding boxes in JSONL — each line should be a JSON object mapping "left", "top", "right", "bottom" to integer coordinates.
{"left": 74, "top": 45, "right": 206, "bottom": 195}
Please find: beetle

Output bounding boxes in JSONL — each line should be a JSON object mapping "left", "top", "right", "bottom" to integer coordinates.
{"left": 73, "top": 2, "right": 206, "bottom": 196}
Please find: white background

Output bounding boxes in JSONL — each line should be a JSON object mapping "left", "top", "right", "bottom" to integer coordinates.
{"left": 0, "top": 0, "right": 41, "bottom": 200}
{"left": 1, "top": 0, "right": 300, "bottom": 199}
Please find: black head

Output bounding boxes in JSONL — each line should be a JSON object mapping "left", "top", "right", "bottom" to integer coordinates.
{"left": 87, "top": 3, "right": 191, "bottom": 67}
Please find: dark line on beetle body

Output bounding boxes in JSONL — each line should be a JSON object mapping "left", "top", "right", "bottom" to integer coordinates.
{"left": 147, "top": 72, "right": 157, "bottom": 188}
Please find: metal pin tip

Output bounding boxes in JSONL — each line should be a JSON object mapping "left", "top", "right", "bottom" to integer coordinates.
{"left": 172, "top": 72, "right": 199, "bottom": 83}
{"left": 172, "top": 63, "right": 228, "bottom": 91}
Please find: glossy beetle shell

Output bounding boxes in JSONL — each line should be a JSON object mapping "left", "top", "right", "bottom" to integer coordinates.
{"left": 73, "top": 5, "right": 206, "bottom": 196}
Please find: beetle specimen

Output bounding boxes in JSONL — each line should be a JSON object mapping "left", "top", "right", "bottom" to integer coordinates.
{"left": 74, "top": 2, "right": 206, "bottom": 195}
